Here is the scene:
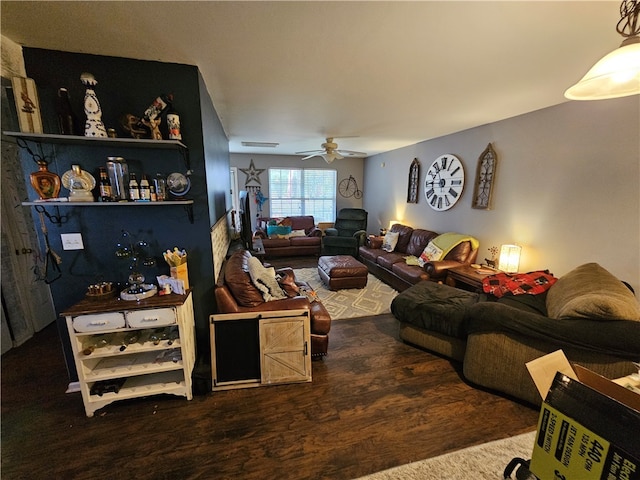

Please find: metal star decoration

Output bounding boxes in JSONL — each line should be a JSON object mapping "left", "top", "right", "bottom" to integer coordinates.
{"left": 240, "top": 159, "right": 264, "bottom": 185}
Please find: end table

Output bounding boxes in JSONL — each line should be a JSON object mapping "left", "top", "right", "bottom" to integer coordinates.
{"left": 446, "top": 265, "right": 496, "bottom": 292}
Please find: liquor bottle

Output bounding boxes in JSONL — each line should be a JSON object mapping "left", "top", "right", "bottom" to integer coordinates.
{"left": 98, "top": 167, "right": 112, "bottom": 202}
{"left": 128, "top": 173, "right": 140, "bottom": 201}
{"left": 139, "top": 175, "right": 151, "bottom": 202}
{"left": 166, "top": 97, "right": 182, "bottom": 140}
{"left": 142, "top": 93, "right": 172, "bottom": 122}
{"left": 154, "top": 173, "right": 167, "bottom": 201}
{"left": 56, "top": 87, "right": 78, "bottom": 135}
{"left": 150, "top": 183, "right": 157, "bottom": 202}
{"left": 80, "top": 72, "right": 108, "bottom": 137}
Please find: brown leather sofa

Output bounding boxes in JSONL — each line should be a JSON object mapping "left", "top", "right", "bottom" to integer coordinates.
{"left": 359, "top": 223, "right": 478, "bottom": 292}
{"left": 254, "top": 216, "right": 322, "bottom": 257}
{"left": 214, "top": 250, "right": 332, "bottom": 357}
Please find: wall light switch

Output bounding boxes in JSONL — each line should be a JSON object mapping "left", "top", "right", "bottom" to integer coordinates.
{"left": 61, "top": 233, "right": 84, "bottom": 250}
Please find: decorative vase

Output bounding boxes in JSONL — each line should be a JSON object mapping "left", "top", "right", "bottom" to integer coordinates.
{"left": 80, "top": 72, "right": 108, "bottom": 137}
{"left": 30, "top": 161, "right": 61, "bottom": 200}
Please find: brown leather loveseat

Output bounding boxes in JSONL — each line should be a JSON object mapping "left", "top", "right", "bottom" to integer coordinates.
{"left": 359, "top": 223, "right": 479, "bottom": 292}
{"left": 214, "top": 250, "right": 332, "bottom": 357}
{"left": 254, "top": 216, "right": 322, "bottom": 257}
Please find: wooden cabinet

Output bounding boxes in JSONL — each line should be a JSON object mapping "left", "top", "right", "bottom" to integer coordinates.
{"left": 210, "top": 309, "right": 311, "bottom": 390}
{"left": 63, "top": 292, "right": 195, "bottom": 417}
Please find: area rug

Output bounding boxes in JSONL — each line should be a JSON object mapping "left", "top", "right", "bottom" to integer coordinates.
{"left": 354, "top": 431, "right": 536, "bottom": 480}
{"left": 293, "top": 268, "right": 398, "bottom": 320}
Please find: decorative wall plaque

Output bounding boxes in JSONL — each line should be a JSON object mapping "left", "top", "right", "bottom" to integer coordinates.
{"left": 472, "top": 143, "right": 498, "bottom": 210}
{"left": 407, "top": 158, "right": 420, "bottom": 203}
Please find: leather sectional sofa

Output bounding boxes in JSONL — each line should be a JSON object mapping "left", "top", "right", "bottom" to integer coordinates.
{"left": 254, "top": 216, "right": 322, "bottom": 257}
{"left": 391, "top": 262, "right": 640, "bottom": 405}
{"left": 359, "top": 223, "right": 479, "bottom": 292}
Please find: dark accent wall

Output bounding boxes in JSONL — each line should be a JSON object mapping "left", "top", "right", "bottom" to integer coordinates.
{"left": 20, "top": 48, "right": 228, "bottom": 382}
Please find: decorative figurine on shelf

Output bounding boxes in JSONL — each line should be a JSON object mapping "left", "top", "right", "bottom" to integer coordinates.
{"left": 137, "top": 93, "right": 172, "bottom": 140}
{"left": 141, "top": 117, "right": 163, "bottom": 140}
{"left": 80, "top": 72, "right": 108, "bottom": 137}
{"left": 61, "top": 164, "right": 95, "bottom": 202}
{"left": 485, "top": 246, "right": 499, "bottom": 269}
{"left": 120, "top": 113, "right": 146, "bottom": 139}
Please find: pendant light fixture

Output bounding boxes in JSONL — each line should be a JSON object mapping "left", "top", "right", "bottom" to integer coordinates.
{"left": 565, "top": 0, "right": 640, "bottom": 100}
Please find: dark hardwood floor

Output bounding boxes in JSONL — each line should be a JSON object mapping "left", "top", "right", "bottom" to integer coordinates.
{"left": 1, "top": 256, "right": 539, "bottom": 480}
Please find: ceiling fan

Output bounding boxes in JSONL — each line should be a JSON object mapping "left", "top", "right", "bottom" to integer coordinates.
{"left": 296, "top": 137, "right": 366, "bottom": 164}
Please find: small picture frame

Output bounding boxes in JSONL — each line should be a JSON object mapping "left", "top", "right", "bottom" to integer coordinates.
{"left": 11, "top": 77, "right": 43, "bottom": 133}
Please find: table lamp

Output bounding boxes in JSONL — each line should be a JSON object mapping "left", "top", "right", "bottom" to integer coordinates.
{"left": 498, "top": 244, "right": 521, "bottom": 273}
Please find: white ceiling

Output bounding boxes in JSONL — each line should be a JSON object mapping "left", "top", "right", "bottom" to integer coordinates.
{"left": 1, "top": 1, "right": 623, "bottom": 157}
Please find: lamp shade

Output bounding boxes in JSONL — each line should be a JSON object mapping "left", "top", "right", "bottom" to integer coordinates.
{"left": 498, "top": 244, "right": 521, "bottom": 273}
{"left": 565, "top": 39, "right": 640, "bottom": 100}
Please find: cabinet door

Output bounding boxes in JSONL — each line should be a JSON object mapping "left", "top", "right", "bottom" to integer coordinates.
{"left": 259, "top": 317, "right": 311, "bottom": 385}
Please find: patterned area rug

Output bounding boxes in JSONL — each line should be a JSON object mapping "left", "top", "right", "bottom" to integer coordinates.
{"left": 355, "top": 431, "right": 537, "bottom": 480}
{"left": 293, "top": 267, "right": 398, "bottom": 320}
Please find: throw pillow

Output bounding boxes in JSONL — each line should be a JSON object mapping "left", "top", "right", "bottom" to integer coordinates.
{"left": 247, "top": 256, "right": 287, "bottom": 302}
{"left": 289, "top": 229, "right": 306, "bottom": 238}
{"left": 418, "top": 241, "right": 443, "bottom": 266}
{"left": 546, "top": 262, "right": 640, "bottom": 321}
{"left": 381, "top": 231, "right": 400, "bottom": 252}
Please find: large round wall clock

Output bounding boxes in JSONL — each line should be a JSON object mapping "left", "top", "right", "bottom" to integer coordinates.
{"left": 424, "top": 154, "right": 465, "bottom": 211}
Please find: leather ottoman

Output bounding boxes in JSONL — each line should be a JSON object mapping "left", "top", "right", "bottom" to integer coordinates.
{"left": 318, "top": 255, "right": 368, "bottom": 291}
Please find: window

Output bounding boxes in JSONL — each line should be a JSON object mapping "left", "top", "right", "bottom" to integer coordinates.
{"left": 268, "top": 168, "right": 337, "bottom": 222}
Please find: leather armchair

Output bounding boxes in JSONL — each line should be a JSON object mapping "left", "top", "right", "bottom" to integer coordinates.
{"left": 322, "top": 208, "right": 368, "bottom": 257}
{"left": 214, "top": 250, "right": 331, "bottom": 357}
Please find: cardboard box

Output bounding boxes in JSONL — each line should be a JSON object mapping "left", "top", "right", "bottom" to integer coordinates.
{"left": 526, "top": 351, "right": 640, "bottom": 480}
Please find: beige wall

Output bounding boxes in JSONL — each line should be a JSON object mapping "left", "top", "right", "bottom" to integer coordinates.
{"left": 363, "top": 97, "right": 640, "bottom": 292}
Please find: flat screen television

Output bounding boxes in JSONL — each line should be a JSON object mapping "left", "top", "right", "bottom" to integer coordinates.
{"left": 238, "top": 190, "right": 253, "bottom": 251}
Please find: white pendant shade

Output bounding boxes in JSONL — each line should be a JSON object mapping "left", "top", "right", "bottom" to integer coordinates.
{"left": 565, "top": 40, "right": 640, "bottom": 100}
{"left": 322, "top": 152, "right": 343, "bottom": 164}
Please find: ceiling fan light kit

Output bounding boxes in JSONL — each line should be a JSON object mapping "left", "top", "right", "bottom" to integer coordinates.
{"left": 296, "top": 137, "right": 366, "bottom": 164}
{"left": 565, "top": 0, "right": 640, "bottom": 100}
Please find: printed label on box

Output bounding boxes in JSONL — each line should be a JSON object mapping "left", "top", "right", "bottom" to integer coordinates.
{"left": 531, "top": 404, "right": 639, "bottom": 480}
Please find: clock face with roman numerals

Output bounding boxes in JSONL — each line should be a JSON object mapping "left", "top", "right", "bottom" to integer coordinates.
{"left": 424, "top": 154, "right": 465, "bottom": 211}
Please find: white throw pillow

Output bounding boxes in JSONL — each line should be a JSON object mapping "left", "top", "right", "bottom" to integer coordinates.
{"left": 418, "top": 241, "right": 443, "bottom": 266}
{"left": 382, "top": 231, "right": 400, "bottom": 252}
{"left": 289, "top": 229, "right": 306, "bottom": 238}
{"left": 247, "top": 256, "right": 286, "bottom": 301}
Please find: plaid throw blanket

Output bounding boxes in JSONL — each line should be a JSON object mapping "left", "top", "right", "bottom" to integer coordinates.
{"left": 482, "top": 270, "right": 557, "bottom": 298}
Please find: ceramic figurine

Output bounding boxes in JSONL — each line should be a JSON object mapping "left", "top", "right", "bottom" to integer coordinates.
{"left": 120, "top": 113, "right": 146, "bottom": 139}
{"left": 80, "top": 72, "right": 108, "bottom": 137}
{"left": 141, "top": 117, "right": 163, "bottom": 140}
